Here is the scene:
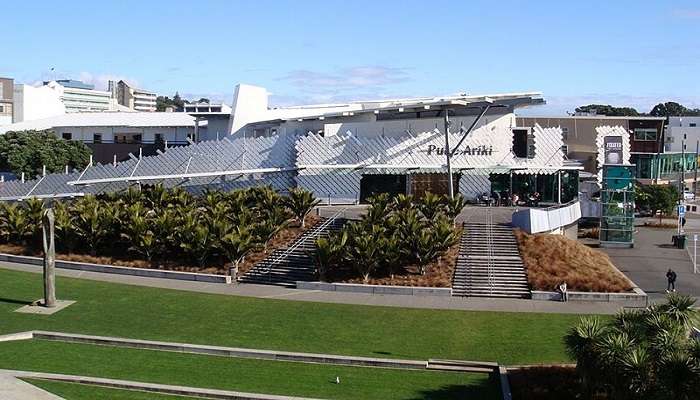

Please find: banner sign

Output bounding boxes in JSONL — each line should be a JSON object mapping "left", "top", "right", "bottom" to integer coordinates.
{"left": 604, "top": 136, "right": 623, "bottom": 165}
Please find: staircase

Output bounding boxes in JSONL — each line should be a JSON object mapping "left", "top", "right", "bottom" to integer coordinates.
{"left": 238, "top": 217, "right": 346, "bottom": 287}
{"left": 452, "top": 210, "right": 531, "bottom": 298}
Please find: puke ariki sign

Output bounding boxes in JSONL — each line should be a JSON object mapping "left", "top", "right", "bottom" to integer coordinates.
{"left": 425, "top": 144, "right": 494, "bottom": 156}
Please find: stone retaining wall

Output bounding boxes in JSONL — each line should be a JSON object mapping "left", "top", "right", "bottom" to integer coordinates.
{"left": 0, "top": 253, "right": 230, "bottom": 284}
{"left": 531, "top": 287, "right": 647, "bottom": 306}
{"left": 296, "top": 281, "right": 452, "bottom": 296}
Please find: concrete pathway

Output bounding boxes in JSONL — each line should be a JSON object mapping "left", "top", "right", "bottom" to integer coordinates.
{"left": 0, "top": 371, "right": 65, "bottom": 400}
{"left": 601, "top": 226, "right": 700, "bottom": 302}
{"left": 0, "top": 261, "right": 622, "bottom": 315}
{"left": 0, "top": 370, "right": 319, "bottom": 400}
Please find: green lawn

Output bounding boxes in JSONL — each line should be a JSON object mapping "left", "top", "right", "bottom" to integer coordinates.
{"left": 0, "top": 268, "right": 583, "bottom": 365}
{"left": 26, "top": 379, "right": 202, "bottom": 400}
{"left": 7, "top": 341, "right": 497, "bottom": 400}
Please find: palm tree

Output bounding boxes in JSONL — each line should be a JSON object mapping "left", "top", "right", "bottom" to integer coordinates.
{"left": 0, "top": 202, "right": 32, "bottom": 244}
{"left": 218, "top": 226, "right": 259, "bottom": 272}
{"left": 346, "top": 234, "right": 381, "bottom": 283}
{"left": 312, "top": 231, "right": 347, "bottom": 281}
{"left": 443, "top": 194, "right": 466, "bottom": 223}
{"left": 414, "top": 229, "right": 440, "bottom": 275}
{"left": 565, "top": 295, "right": 700, "bottom": 399}
{"left": 71, "top": 196, "right": 115, "bottom": 255}
{"left": 23, "top": 198, "right": 45, "bottom": 246}
{"left": 564, "top": 316, "right": 606, "bottom": 397}
{"left": 285, "top": 188, "right": 320, "bottom": 228}
{"left": 418, "top": 192, "right": 442, "bottom": 220}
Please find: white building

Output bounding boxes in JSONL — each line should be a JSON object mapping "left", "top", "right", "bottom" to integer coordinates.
{"left": 665, "top": 116, "right": 700, "bottom": 152}
{"left": 110, "top": 80, "right": 157, "bottom": 112}
{"left": 0, "top": 112, "right": 195, "bottom": 143}
{"left": 181, "top": 102, "right": 232, "bottom": 141}
{"left": 13, "top": 80, "right": 120, "bottom": 123}
{"left": 13, "top": 84, "right": 66, "bottom": 123}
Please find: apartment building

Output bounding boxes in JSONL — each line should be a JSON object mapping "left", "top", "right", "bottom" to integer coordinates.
{"left": 110, "top": 80, "right": 157, "bottom": 112}
{"left": 0, "top": 77, "right": 13, "bottom": 125}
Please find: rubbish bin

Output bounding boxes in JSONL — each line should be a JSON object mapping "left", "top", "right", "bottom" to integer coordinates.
{"left": 673, "top": 234, "right": 687, "bottom": 249}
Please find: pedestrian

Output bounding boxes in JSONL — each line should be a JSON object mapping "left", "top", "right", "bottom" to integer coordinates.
{"left": 558, "top": 281, "right": 568, "bottom": 302}
{"left": 666, "top": 269, "right": 677, "bottom": 293}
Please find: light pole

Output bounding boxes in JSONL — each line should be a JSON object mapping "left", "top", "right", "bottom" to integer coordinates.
{"left": 443, "top": 110, "right": 454, "bottom": 199}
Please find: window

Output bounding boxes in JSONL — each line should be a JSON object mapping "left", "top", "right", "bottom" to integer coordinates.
{"left": 0, "top": 105, "right": 3, "bottom": 113}
{"left": 512, "top": 128, "right": 529, "bottom": 158}
{"left": 690, "top": 123, "right": 697, "bottom": 128}
{"left": 93, "top": 133, "right": 102, "bottom": 143}
{"left": 155, "top": 133, "right": 163, "bottom": 144}
{"left": 62, "top": 132, "right": 72, "bottom": 140}
{"left": 561, "top": 145, "right": 569, "bottom": 154}
{"left": 634, "top": 128, "right": 658, "bottom": 141}
{"left": 561, "top": 127, "right": 568, "bottom": 140}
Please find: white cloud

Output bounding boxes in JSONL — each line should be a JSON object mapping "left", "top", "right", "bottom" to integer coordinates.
{"left": 76, "top": 72, "right": 140, "bottom": 91}
{"left": 279, "top": 65, "right": 410, "bottom": 94}
{"left": 672, "top": 9, "right": 700, "bottom": 19}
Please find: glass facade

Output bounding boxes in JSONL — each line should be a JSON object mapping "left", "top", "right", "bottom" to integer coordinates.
{"left": 600, "top": 165, "right": 635, "bottom": 247}
{"left": 631, "top": 153, "right": 698, "bottom": 180}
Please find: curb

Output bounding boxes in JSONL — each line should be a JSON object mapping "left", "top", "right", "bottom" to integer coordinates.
{"left": 0, "top": 253, "right": 230, "bottom": 284}
{"left": 296, "top": 281, "right": 452, "bottom": 296}
{"left": 3, "top": 370, "right": 323, "bottom": 400}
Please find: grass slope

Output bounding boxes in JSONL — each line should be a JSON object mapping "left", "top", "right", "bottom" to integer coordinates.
{"left": 25, "top": 379, "right": 202, "bottom": 400}
{"left": 515, "top": 230, "right": 632, "bottom": 293}
{"left": 0, "top": 268, "right": 582, "bottom": 364}
{"left": 7, "top": 341, "right": 497, "bottom": 400}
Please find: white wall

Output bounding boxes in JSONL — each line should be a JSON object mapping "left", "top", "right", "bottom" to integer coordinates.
{"left": 52, "top": 126, "right": 193, "bottom": 143}
{"left": 13, "top": 84, "right": 65, "bottom": 123}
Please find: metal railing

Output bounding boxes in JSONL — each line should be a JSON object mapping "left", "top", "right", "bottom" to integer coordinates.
{"left": 262, "top": 207, "right": 348, "bottom": 282}
{"left": 486, "top": 207, "right": 495, "bottom": 296}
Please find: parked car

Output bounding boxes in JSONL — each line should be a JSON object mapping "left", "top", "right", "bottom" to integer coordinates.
{"left": 683, "top": 190, "right": 696, "bottom": 201}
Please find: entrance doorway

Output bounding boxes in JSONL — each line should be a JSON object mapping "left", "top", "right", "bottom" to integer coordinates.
{"left": 409, "top": 173, "right": 460, "bottom": 198}
{"left": 359, "top": 174, "right": 407, "bottom": 203}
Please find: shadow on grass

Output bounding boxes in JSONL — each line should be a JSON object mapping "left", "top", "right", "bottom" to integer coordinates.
{"left": 407, "top": 376, "right": 500, "bottom": 400}
{"left": 0, "top": 297, "right": 32, "bottom": 306}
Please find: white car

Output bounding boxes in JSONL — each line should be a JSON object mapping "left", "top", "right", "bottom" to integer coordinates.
{"left": 684, "top": 190, "right": 696, "bottom": 201}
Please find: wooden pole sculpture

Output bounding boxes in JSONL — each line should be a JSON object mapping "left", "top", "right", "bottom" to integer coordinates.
{"left": 42, "top": 208, "right": 56, "bottom": 308}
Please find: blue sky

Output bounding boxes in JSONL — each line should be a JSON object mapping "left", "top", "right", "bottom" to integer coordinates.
{"left": 4, "top": 0, "right": 700, "bottom": 114}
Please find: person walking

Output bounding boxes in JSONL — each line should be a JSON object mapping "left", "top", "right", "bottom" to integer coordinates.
{"left": 666, "top": 268, "right": 677, "bottom": 293}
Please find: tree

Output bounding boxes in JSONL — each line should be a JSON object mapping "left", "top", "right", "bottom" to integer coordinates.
{"left": 565, "top": 294, "right": 700, "bottom": 399}
{"left": 575, "top": 104, "right": 640, "bottom": 116}
{"left": 0, "top": 130, "right": 91, "bottom": 179}
{"left": 650, "top": 102, "right": 700, "bottom": 118}
{"left": 285, "top": 188, "right": 320, "bottom": 228}
{"left": 636, "top": 184, "right": 679, "bottom": 223}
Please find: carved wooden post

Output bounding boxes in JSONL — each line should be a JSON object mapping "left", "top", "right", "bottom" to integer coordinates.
{"left": 42, "top": 208, "right": 56, "bottom": 308}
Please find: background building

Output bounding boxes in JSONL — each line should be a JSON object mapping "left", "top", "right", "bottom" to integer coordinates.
{"left": 0, "top": 77, "right": 13, "bottom": 125}
{"left": 44, "top": 80, "right": 115, "bottom": 113}
{"left": 110, "top": 80, "right": 157, "bottom": 112}
{"left": 181, "top": 102, "right": 232, "bottom": 141}
{"left": 0, "top": 112, "right": 195, "bottom": 163}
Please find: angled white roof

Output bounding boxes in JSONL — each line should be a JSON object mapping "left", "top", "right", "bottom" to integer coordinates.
{"left": 0, "top": 112, "right": 196, "bottom": 134}
{"left": 265, "top": 92, "right": 545, "bottom": 122}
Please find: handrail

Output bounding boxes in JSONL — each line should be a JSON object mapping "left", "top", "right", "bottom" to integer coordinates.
{"left": 260, "top": 207, "right": 348, "bottom": 282}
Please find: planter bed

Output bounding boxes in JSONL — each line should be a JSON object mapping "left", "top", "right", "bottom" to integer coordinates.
{"left": 0, "top": 215, "right": 319, "bottom": 278}
{"left": 322, "top": 240, "right": 460, "bottom": 288}
{"left": 514, "top": 230, "right": 634, "bottom": 293}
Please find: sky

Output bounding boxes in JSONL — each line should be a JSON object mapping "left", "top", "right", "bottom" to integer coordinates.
{"left": 3, "top": 0, "right": 700, "bottom": 115}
